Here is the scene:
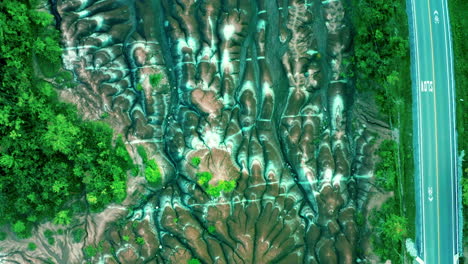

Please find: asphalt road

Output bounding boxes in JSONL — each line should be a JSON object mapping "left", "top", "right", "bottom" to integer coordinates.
{"left": 408, "top": 0, "right": 459, "bottom": 263}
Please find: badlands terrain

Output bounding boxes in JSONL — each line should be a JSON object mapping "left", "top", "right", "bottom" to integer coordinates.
{"left": 0, "top": 0, "right": 394, "bottom": 263}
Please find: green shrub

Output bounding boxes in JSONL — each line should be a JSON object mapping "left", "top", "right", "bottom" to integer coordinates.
{"left": 53, "top": 210, "right": 71, "bottom": 225}
{"left": 12, "top": 221, "right": 31, "bottom": 238}
{"left": 205, "top": 180, "right": 236, "bottom": 197}
{"left": 188, "top": 259, "right": 201, "bottom": 264}
{"left": 47, "top": 237, "right": 55, "bottom": 245}
{"left": 72, "top": 228, "right": 84, "bottom": 243}
{"left": 149, "top": 73, "right": 162, "bottom": 88}
{"left": 206, "top": 185, "right": 221, "bottom": 197}
{"left": 208, "top": 226, "right": 216, "bottom": 234}
{"left": 13, "top": 221, "right": 26, "bottom": 234}
{"left": 136, "top": 237, "right": 145, "bottom": 245}
{"left": 44, "top": 229, "right": 54, "bottom": 238}
{"left": 84, "top": 245, "right": 98, "bottom": 258}
{"left": 137, "top": 145, "right": 148, "bottom": 163}
{"left": 0, "top": 232, "right": 6, "bottom": 241}
{"left": 218, "top": 180, "right": 236, "bottom": 192}
{"left": 132, "top": 166, "right": 140, "bottom": 177}
{"left": 369, "top": 198, "right": 405, "bottom": 262}
{"left": 356, "top": 212, "right": 365, "bottom": 227}
{"left": 100, "top": 112, "right": 109, "bottom": 119}
{"left": 122, "top": 235, "right": 130, "bottom": 242}
{"left": 136, "top": 83, "right": 143, "bottom": 91}
{"left": 190, "top": 157, "right": 201, "bottom": 167}
{"left": 375, "top": 140, "right": 398, "bottom": 191}
{"left": 27, "top": 242, "right": 37, "bottom": 251}
{"left": 145, "top": 159, "right": 162, "bottom": 185}
{"left": 196, "top": 172, "right": 213, "bottom": 187}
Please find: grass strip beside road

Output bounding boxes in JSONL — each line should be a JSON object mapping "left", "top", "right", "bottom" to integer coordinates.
{"left": 447, "top": 0, "right": 468, "bottom": 255}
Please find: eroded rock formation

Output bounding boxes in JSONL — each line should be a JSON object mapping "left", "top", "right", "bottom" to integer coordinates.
{"left": 0, "top": 0, "right": 393, "bottom": 263}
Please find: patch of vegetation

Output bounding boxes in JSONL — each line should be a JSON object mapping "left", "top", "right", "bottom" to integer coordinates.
{"left": 350, "top": 0, "right": 415, "bottom": 261}
{"left": 208, "top": 225, "right": 216, "bottom": 234}
{"left": 44, "top": 229, "right": 54, "bottom": 238}
{"left": 448, "top": 0, "right": 468, "bottom": 243}
{"left": 356, "top": 212, "right": 365, "bottom": 227}
{"left": 350, "top": 0, "right": 409, "bottom": 115}
{"left": 145, "top": 159, "right": 162, "bottom": 185}
{"left": 137, "top": 145, "right": 148, "bottom": 163}
{"left": 84, "top": 245, "right": 98, "bottom": 258}
{"left": 0, "top": 232, "right": 6, "bottom": 241}
{"left": 132, "top": 166, "right": 140, "bottom": 177}
{"left": 205, "top": 180, "right": 236, "bottom": 198}
{"left": 188, "top": 259, "right": 201, "bottom": 264}
{"left": 72, "top": 228, "right": 85, "bottom": 243}
{"left": 0, "top": 2, "right": 134, "bottom": 231}
{"left": 47, "top": 237, "right": 56, "bottom": 245}
{"left": 196, "top": 172, "right": 213, "bottom": 187}
{"left": 173, "top": 218, "right": 179, "bottom": 224}
{"left": 44, "top": 229, "right": 55, "bottom": 245}
{"left": 137, "top": 145, "right": 162, "bottom": 186}
{"left": 27, "top": 242, "right": 37, "bottom": 251}
{"left": 136, "top": 83, "right": 143, "bottom": 91}
{"left": 54, "top": 71, "right": 76, "bottom": 89}
{"left": 122, "top": 235, "right": 130, "bottom": 242}
{"left": 191, "top": 156, "right": 201, "bottom": 167}
{"left": 375, "top": 140, "right": 398, "bottom": 191}
{"left": 100, "top": 112, "right": 109, "bottom": 119}
{"left": 13, "top": 220, "right": 30, "bottom": 239}
{"left": 53, "top": 210, "right": 72, "bottom": 226}
{"left": 369, "top": 198, "right": 407, "bottom": 262}
{"left": 135, "top": 237, "right": 145, "bottom": 245}
{"left": 196, "top": 171, "right": 236, "bottom": 197}
{"left": 149, "top": 73, "right": 162, "bottom": 88}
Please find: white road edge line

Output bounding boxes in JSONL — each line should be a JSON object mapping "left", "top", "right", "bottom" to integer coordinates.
{"left": 445, "top": 0, "right": 459, "bottom": 254}
{"left": 441, "top": 0, "right": 456, "bottom": 259}
{"left": 444, "top": 0, "right": 459, "bottom": 257}
{"left": 416, "top": 256, "right": 425, "bottom": 264}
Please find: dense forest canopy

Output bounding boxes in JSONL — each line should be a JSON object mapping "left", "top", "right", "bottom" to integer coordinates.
{"left": 0, "top": 0, "right": 133, "bottom": 237}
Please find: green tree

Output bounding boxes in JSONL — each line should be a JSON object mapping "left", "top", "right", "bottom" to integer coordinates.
{"left": 53, "top": 210, "right": 71, "bottom": 225}
{"left": 13, "top": 221, "right": 26, "bottom": 235}
{"left": 380, "top": 214, "right": 407, "bottom": 242}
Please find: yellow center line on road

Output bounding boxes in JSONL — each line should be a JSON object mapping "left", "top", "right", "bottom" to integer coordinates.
{"left": 427, "top": 0, "right": 441, "bottom": 262}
